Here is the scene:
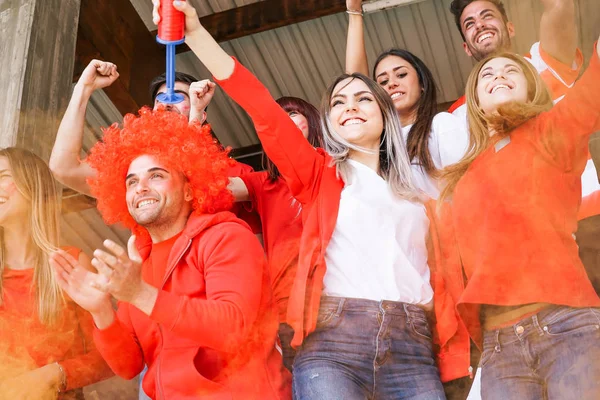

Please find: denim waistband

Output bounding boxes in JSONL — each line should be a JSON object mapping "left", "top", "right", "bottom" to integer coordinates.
{"left": 319, "top": 295, "right": 428, "bottom": 319}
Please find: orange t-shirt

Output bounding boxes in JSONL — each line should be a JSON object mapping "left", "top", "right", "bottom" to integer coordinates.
{"left": 0, "top": 247, "right": 112, "bottom": 392}
{"left": 240, "top": 171, "right": 302, "bottom": 321}
{"left": 449, "top": 51, "right": 600, "bottom": 343}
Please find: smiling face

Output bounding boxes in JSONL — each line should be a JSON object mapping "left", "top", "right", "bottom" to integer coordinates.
{"left": 153, "top": 81, "right": 192, "bottom": 117}
{"left": 328, "top": 77, "right": 384, "bottom": 151}
{"left": 460, "top": 1, "right": 514, "bottom": 61}
{"left": 374, "top": 55, "right": 421, "bottom": 124}
{"left": 125, "top": 155, "right": 192, "bottom": 231}
{"left": 476, "top": 56, "right": 529, "bottom": 114}
{"left": 0, "top": 156, "right": 29, "bottom": 227}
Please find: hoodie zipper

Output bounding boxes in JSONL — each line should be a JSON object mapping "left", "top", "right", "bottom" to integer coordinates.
{"left": 155, "top": 238, "right": 192, "bottom": 399}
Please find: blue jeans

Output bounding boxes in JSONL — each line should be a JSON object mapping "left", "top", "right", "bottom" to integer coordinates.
{"left": 481, "top": 306, "right": 600, "bottom": 400}
{"left": 292, "top": 296, "right": 445, "bottom": 400}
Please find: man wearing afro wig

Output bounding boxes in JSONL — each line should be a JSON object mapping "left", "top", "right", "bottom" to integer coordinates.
{"left": 50, "top": 108, "right": 291, "bottom": 400}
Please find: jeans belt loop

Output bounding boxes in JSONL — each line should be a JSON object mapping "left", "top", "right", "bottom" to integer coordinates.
{"left": 335, "top": 297, "right": 345, "bottom": 317}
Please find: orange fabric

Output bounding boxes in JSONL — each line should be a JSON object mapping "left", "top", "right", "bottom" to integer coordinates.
{"left": 216, "top": 59, "right": 463, "bottom": 382}
{"left": 228, "top": 161, "right": 263, "bottom": 234}
{"left": 0, "top": 246, "right": 112, "bottom": 391}
{"left": 93, "top": 213, "right": 291, "bottom": 400}
{"left": 240, "top": 171, "right": 302, "bottom": 322}
{"left": 447, "top": 50, "right": 600, "bottom": 348}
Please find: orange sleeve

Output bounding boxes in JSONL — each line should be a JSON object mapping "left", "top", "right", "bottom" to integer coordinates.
{"left": 93, "top": 304, "right": 145, "bottom": 380}
{"left": 538, "top": 44, "right": 583, "bottom": 88}
{"left": 215, "top": 58, "right": 325, "bottom": 205}
{"left": 149, "top": 222, "right": 265, "bottom": 353}
{"left": 532, "top": 44, "right": 600, "bottom": 171}
{"left": 59, "top": 306, "right": 114, "bottom": 390}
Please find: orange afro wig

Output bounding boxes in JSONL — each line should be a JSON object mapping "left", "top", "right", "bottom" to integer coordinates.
{"left": 86, "top": 107, "right": 235, "bottom": 237}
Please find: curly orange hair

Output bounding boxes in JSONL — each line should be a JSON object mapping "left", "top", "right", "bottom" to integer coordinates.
{"left": 86, "top": 107, "right": 235, "bottom": 237}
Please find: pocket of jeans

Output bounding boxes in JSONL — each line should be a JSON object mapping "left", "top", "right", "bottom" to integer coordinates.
{"left": 542, "top": 308, "right": 600, "bottom": 337}
{"left": 479, "top": 347, "right": 498, "bottom": 368}
{"left": 315, "top": 307, "right": 338, "bottom": 329}
{"left": 410, "top": 316, "right": 432, "bottom": 341}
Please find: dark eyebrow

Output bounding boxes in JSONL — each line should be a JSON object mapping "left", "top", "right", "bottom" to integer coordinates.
{"left": 125, "top": 167, "right": 170, "bottom": 181}
{"left": 353, "top": 91, "right": 373, "bottom": 97}
{"left": 376, "top": 66, "right": 408, "bottom": 80}
{"left": 463, "top": 8, "right": 495, "bottom": 28}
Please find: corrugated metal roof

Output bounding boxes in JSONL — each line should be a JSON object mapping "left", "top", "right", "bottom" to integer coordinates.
{"left": 69, "top": 0, "right": 599, "bottom": 254}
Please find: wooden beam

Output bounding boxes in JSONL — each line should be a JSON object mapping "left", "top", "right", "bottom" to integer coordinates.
{"left": 75, "top": 0, "right": 166, "bottom": 115}
{"left": 150, "top": 0, "right": 346, "bottom": 52}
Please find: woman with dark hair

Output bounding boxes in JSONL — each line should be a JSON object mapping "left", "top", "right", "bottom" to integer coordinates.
{"left": 0, "top": 147, "right": 112, "bottom": 399}
{"left": 228, "top": 96, "right": 323, "bottom": 371}
{"left": 152, "top": 1, "right": 448, "bottom": 398}
{"left": 346, "top": 0, "right": 468, "bottom": 199}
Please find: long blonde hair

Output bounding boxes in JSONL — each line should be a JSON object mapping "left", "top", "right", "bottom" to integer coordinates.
{"left": 321, "top": 73, "right": 422, "bottom": 202}
{"left": 440, "top": 52, "right": 554, "bottom": 202}
{"left": 0, "top": 148, "right": 62, "bottom": 325}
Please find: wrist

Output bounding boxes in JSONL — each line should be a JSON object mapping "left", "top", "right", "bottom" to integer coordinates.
{"left": 73, "top": 82, "right": 94, "bottom": 99}
{"left": 346, "top": 8, "right": 363, "bottom": 16}
{"left": 91, "top": 303, "right": 115, "bottom": 330}
{"left": 131, "top": 282, "right": 159, "bottom": 316}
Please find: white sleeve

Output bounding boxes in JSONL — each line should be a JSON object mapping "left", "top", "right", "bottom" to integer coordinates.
{"left": 431, "top": 112, "right": 470, "bottom": 168}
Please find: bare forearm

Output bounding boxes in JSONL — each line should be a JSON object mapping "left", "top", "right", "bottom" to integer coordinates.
{"left": 51, "top": 84, "right": 96, "bottom": 195}
{"left": 539, "top": 0, "right": 577, "bottom": 65}
{"left": 91, "top": 302, "right": 116, "bottom": 330}
{"left": 185, "top": 27, "right": 236, "bottom": 80}
{"left": 346, "top": 14, "right": 369, "bottom": 75}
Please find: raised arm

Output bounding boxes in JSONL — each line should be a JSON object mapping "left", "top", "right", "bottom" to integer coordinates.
{"left": 535, "top": 41, "right": 600, "bottom": 169}
{"left": 345, "top": 0, "right": 369, "bottom": 75}
{"left": 539, "top": 0, "right": 577, "bottom": 66}
{"left": 153, "top": 0, "right": 324, "bottom": 203}
{"left": 50, "top": 60, "right": 119, "bottom": 197}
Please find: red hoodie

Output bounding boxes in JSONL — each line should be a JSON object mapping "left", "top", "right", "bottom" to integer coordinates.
{"left": 93, "top": 212, "right": 291, "bottom": 400}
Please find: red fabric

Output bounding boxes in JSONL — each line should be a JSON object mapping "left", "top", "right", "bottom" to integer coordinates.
{"left": 228, "top": 161, "right": 263, "bottom": 234}
{"left": 0, "top": 247, "right": 112, "bottom": 391}
{"left": 93, "top": 212, "right": 290, "bottom": 400}
{"left": 240, "top": 171, "right": 302, "bottom": 321}
{"left": 446, "top": 50, "right": 600, "bottom": 348}
{"left": 448, "top": 95, "right": 466, "bottom": 114}
{"left": 216, "top": 59, "right": 463, "bottom": 382}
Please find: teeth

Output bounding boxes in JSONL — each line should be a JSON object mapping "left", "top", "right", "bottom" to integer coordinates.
{"left": 137, "top": 199, "right": 157, "bottom": 208}
{"left": 391, "top": 92, "right": 404, "bottom": 99}
{"left": 343, "top": 118, "right": 365, "bottom": 126}
{"left": 478, "top": 33, "right": 493, "bottom": 43}
{"left": 491, "top": 84, "right": 510, "bottom": 93}
{"left": 0, "top": 198, "right": 6, "bottom": 204}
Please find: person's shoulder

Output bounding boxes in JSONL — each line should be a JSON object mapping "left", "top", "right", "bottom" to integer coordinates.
{"left": 432, "top": 112, "right": 466, "bottom": 134}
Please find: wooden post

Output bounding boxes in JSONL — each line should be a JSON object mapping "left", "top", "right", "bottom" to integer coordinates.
{"left": 0, "top": 0, "right": 81, "bottom": 160}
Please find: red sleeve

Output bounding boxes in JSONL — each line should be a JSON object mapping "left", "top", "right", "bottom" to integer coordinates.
{"left": 55, "top": 247, "right": 113, "bottom": 389}
{"left": 93, "top": 304, "right": 145, "bottom": 380}
{"left": 149, "top": 222, "right": 265, "bottom": 352}
{"left": 532, "top": 44, "right": 600, "bottom": 171}
{"left": 448, "top": 96, "right": 466, "bottom": 113}
{"left": 215, "top": 58, "right": 325, "bottom": 205}
{"left": 240, "top": 171, "right": 268, "bottom": 212}
{"left": 58, "top": 304, "right": 114, "bottom": 390}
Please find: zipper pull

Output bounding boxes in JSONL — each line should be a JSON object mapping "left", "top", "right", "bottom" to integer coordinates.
{"left": 468, "top": 365, "right": 474, "bottom": 379}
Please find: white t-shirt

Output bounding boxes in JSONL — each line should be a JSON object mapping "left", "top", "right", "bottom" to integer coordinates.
{"left": 403, "top": 112, "right": 469, "bottom": 199}
{"left": 322, "top": 159, "right": 434, "bottom": 305}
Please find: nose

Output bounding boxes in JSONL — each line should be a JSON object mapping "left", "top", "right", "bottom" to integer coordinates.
{"left": 475, "top": 18, "right": 486, "bottom": 32}
{"left": 135, "top": 178, "right": 150, "bottom": 194}
{"left": 344, "top": 100, "right": 358, "bottom": 113}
